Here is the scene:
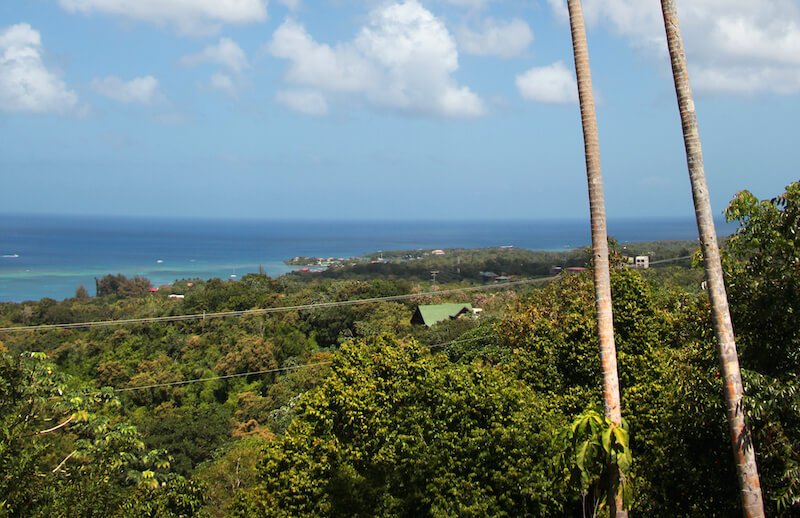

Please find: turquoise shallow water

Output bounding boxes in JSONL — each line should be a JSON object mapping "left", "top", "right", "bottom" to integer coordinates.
{"left": 0, "top": 214, "right": 736, "bottom": 302}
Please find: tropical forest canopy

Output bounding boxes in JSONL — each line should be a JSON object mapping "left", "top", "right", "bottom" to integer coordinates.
{"left": 0, "top": 181, "right": 798, "bottom": 517}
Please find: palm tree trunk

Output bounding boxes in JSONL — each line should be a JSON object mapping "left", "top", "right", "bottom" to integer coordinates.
{"left": 566, "top": 1, "right": 626, "bottom": 516}
{"left": 659, "top": 1, "right": 764, "bottom": 516}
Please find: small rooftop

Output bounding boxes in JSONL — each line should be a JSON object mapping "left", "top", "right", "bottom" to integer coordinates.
{"left": 411, "top": 303, "right": 474, "bottom": 327}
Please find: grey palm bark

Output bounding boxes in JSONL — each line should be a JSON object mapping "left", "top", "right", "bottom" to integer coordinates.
{"left": 566, "top": 1, "right": 627, "bottom": 516}
{"left": 659, "top": 1, "right": 765, "bottom": 516}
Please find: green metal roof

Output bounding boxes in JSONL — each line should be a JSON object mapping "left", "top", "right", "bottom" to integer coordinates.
{"left": 412, "top": 303, "right": 473, "bottom": 327}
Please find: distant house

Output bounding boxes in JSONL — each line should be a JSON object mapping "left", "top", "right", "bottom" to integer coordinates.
{"left": 431, "top": 249, "right": 446, "bottom": 256}
{"left": 411, "top": 303, "right": 474, "bottom": 327}
{"left": 635, "top": 256, "right": 650, "bottom": 269}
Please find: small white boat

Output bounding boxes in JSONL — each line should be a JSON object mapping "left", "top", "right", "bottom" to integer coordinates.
{"left": 1, "top": 254, "right": 19, "bottom": 258}
{"left": 156, "top": 259, "right": 164, "bottom": 264}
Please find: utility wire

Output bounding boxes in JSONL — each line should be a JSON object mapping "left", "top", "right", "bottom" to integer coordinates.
{"left": 113, "top": 336, "right": 486, "bottom": 393}
{"left": 648, "top": 255, "right": 692, "bottom": 265}
{"left": 0, "top": 278, "right": 555, "bottom": 334}
{"left": 114, "top": 362, "right": 334, "bottom": 393}
{"left": 0, "top": 254, "right": 692, "bottom": 335}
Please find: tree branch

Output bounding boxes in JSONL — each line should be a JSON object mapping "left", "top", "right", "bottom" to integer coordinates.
{"left": 37, "top": 415, "right": 73, "bottom": 435}
{"left": 52, "top": 450, "right": 77, "bottom": 473}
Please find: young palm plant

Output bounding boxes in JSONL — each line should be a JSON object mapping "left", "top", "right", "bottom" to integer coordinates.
{"left": 566, "top": 1, "right": 627, "bottom": 515}
{"left": 659, "top": 1, "right": 765, "bottom": 516}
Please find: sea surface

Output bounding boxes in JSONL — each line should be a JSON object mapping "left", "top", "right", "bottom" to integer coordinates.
{"left": 0, "top": 214, "right": 738, "bottom": 302}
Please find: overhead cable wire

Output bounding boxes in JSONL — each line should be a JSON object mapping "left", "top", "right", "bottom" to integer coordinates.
{"left": 113, "top": 336, "right": 487, "bottom": 393}
{"left": 0, "top": 254, "right": 693, "bottom": 335}
{"left": 0, "top": 278, "right": 555, "bottom": 334}
{"left": 114, "top": 362, "right": 334, "bottom": 393}
{"left": 648, "top": 255, "right": 692, "bottom": 265}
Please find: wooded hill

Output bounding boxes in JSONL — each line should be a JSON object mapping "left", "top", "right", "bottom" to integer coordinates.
{"left": 0, "top": 182, "right": 798, "bottom": 516}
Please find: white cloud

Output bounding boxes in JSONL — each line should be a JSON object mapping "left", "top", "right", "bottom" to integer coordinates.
{"left": 182, "top": 38, "right": 249, "bottom": 98}
{"left": 57, "top": 0, "right": 267, "bottom": 35}
{"left": 547, "top": 0, "right": 800, "bottom": 95}
{"left": 209, "top": 72, "right": 239, "bottom": 98}
{"left": 277, "top": 0, "right": 301, "bottom": 11}
{"left": 546, "top": 0, "right": 569, "bottom": 23}
{"left": 268, "top": 20, "right": 375, "bottom": 93}
{"left": 458, "top": 18, "right": 533, "bottom": 58}
{"left": 692, "top": 65, "right": 800, "bottom": 96}
{"left": 181, "top": 37, "right": 248, "bottom": 73}
{"left": 276, "top": 89, "right": 328, "bottom": 115}
{"left": 91, "top": 75, "right": 161, "bottom": 104}
{"left": 516, "top": 61, "right": 578, "bottom": 104}
{"left": 267, "top": 1, "right": 484, "bottom": 118}
{"left": 0, "top": 23, "right": 79, "bottom": 114}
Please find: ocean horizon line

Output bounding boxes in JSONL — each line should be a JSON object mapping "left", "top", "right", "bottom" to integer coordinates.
{"left": 0, "top": 212, "right": 734, "bottom": 225}
{"left": 0, "top": 217, "right": 737, "bottom": 302}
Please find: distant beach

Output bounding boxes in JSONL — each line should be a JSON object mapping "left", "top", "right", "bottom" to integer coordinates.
{"left": 0, "top": 214, "right": 737, "bottom": 302}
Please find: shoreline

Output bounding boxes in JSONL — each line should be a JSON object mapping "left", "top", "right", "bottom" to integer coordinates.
{"left": 0, "top": 240, "right": 700, "bottom": 303}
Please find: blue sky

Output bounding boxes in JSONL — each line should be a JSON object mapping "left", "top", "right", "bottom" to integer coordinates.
{"left": 0, "top": 0, "right": 798, "bottom": 220}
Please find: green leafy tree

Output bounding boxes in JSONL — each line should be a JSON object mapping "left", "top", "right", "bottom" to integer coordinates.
{"left": 95, "top": 274, "right": 153, "bottom": 298}
{"left": 142, "top": 403, "right": 232, "bottom": 476}
{"left": 556, "top": 410, "right": 633, "bottom": 517}
{"left": 194, "top": 438, "right": 265, "bottom": 518}
{"left": 235, "top": 335, "right": 568, "bottom": 517}
{"left": 118, "top": 477, "right": 208, "bottom": 518}
{"left": 0, "top": 351, "right": 187, "bottom": 516}
{"left": 723, "top": 181, "right": 800, "bottom": 374}
{"left": 723, "top": 181, "right": 800, "bottom": 513}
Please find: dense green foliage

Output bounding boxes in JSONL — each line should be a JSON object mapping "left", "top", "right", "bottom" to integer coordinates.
{"left": 0, "top": 183, "right": 798, "bottom": 516}
{"left": 233, "top": 336, "right": 567, "bottom": 517}
{"left": 0, "top": 349, "right": 202, "bottom": 517}
{"left": 95, "top": 274, "right": 153, "bottom": 297}
{"left": 723, "top": 182, "right": 800, "bottom": 511}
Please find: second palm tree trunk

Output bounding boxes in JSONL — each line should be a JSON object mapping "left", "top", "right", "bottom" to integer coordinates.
{"left": 567, "top": 1, "right": 627, "bottom": 516}
{"left": 659, "top": 1, "right": 764, "bottom": 516}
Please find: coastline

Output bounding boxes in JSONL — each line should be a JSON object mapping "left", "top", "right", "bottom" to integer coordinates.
{"left": 0, "top": 216, "right": 737, "bottom": 303}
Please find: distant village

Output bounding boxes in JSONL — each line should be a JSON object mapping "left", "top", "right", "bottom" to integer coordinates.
{"left": 285, "top": 247, "right": 652, "bottom": 276}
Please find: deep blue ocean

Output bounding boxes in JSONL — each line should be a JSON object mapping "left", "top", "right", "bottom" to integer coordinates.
{"left": 0, "top": 214, "right": 738, "bottom": 302}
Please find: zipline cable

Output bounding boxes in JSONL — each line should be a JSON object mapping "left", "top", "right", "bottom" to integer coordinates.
{"left": 0, "top": 278, "right": 555, "bottom": 334}
{"left": 0, "top": 254, "right": 693, "bottom": 335}
{"left": 113, "top": 336, "right": 486, "bottom": 393}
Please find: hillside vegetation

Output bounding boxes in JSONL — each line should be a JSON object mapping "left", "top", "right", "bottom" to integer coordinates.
{"left": 0, "top": 182, "right": 798, "bottom": 516}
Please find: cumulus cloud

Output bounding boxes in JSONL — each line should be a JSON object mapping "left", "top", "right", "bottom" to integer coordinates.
{"left": 0, "top": 23, "right": 79, "bottom": 114}
{"left": 276, "top": 89, "right": 328, "bottom": 115}
{"left": 546, "top": 0, "right": 569, "bottom": 23}
{"left": 277, "top": 0, "right": 301, "bottom": 11}
{"left": 209, "top": 72, "right": 239, "bottom": 98}
{"left": 266, "top": 1, "right": 484, "bottom": 118}
{"left": 516, "top": 61, "right": 578, "bottom": 104}
{"left": 181, "top": 37, "right": 248, "bottom": 73}
{"left": 182, "top": 38, "right": 249, "bottom": 98}
{"left": 57, "top": 0, "right": 267, "bottom": 35}
{"left": 547, "top": 0, "right": 800, "bottom": 95}
{"left": 91, "top": 75, "right": 161, "bottom": 104}
{"left": 458, "top": 18, "right": 533, "bottom": 58}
